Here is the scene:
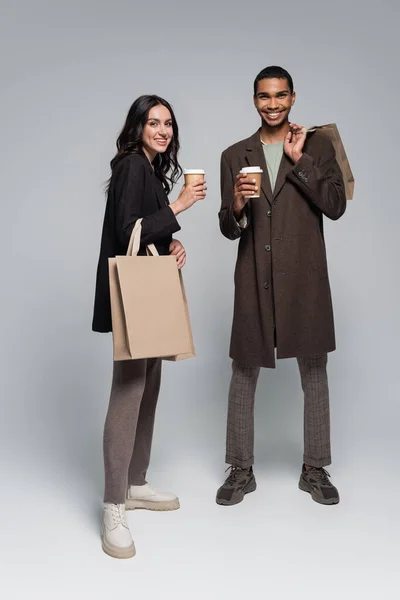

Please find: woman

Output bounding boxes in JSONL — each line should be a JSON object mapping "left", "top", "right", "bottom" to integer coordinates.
{"left": 92, "top": 95, "right": 206, "bottom": 559}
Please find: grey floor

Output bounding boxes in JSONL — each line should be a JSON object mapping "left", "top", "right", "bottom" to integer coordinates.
{"left": 3, "top": 357, "right": 399, "bottom": 600}
{"left": 3, "top": 456, "right": 398, "bottom": 599}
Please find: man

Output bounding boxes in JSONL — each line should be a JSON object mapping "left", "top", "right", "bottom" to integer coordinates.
{"left": 217, "top": 66, "right": 346, "bottom": 507}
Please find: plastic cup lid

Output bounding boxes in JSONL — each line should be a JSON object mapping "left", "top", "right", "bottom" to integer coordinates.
{"left": 183, "top": 169, "right": 205, "bottom": 174}
{"left": 240, "top": 166, "right": 263, "bottom": 173}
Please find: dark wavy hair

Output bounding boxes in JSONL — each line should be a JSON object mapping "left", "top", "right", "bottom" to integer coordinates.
{"left": 108, "top": 95, "right": 182, "bottom": 194}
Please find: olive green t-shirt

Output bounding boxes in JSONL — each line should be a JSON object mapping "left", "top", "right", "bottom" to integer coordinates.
{"left": 262, "top": 141, "right": 284, "bottom": 192}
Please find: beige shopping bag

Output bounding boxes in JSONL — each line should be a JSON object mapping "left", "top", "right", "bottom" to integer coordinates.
{"left": 307, "top": 123, "right": 355, "bottom": 200}
{"left": 109, "top": 219, "right": 195, "bottom": 361}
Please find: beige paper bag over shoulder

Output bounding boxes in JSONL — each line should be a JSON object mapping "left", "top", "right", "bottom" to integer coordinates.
{"left": 306, "top": 123, "right": 355, "bottom": 200}
{"left": 109, "top": 219, "right": 195, "bottom": 361}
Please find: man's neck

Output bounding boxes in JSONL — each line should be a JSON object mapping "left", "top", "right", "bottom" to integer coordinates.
{"left": 260, "top": 121, "right": 290, "bottom": 144}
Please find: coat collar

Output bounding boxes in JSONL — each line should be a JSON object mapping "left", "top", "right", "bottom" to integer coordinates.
{"left": 244, "top": 129, "right": 293, "bottom": 204}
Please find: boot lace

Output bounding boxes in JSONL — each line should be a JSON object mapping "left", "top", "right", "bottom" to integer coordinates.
{"left": 110, "top": 503, "right": 128, "bottom": 527}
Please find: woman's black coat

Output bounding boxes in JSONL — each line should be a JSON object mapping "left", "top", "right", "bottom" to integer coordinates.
{"left": 92, "top": 153, "right": 181, "bottom": 333}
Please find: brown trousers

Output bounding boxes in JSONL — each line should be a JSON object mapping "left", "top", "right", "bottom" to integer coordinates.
{"left": 226, "top": 355, "right": 331, "bottom": 469}
{"left": 103, "top": 358, "right": 162, "bottom": 504}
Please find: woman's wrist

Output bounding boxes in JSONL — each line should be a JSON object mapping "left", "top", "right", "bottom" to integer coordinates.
{"left": 170, "top": 200, "right": 182, "bottom": 216}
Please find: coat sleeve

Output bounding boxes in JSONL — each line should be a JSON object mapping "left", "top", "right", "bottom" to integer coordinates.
{"left": 286, "top": 138, "right": 346, "bottom": 221}
{"left": 218, "top": 151, "right": 250, "bottom": 240}
{"left": 114, "top": 156, "right": 181, "bottom": 247}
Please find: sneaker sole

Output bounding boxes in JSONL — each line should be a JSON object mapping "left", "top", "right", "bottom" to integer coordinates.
{"left": 216, "top": 479, "right": 257, "bottom": 506}
{"left": 125, "top": 498, "right": 180, "bottom": 511}
{"left": 101, "top": 529, "right": 136, "bottom": 559}
{"left": 298, "top": 477, "right": 340, "bottom": 505}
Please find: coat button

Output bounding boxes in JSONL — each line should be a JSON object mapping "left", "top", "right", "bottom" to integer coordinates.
{"left": 267, "top": 210, "right": 272, "bottom": 217}
{"left": 264, "top": 282, "right": 269, "bottom": 289}
{"left": 264, "top": 244, "right": 271, "bottom": 252}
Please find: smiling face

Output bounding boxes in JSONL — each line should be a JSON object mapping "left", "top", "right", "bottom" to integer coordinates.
{"left": 254, "top": 77, "right": 295, "bottom": 128}
{"left": 141, "top": 104, "right": 173, "bottom": 161}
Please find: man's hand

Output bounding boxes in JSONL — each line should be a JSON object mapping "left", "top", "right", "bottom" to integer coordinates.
{"left": 169, "top": 239, "right": 186, "bottom": 269}
{"left": 232, "top": 173, "right": 258, "bottom": 219}
{"left": 284, "top": 124, "right": 307, "bottom": 164}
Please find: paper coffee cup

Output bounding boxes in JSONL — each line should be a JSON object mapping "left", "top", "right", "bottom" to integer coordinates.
{"left": 183, "top": 169, "right": 205, "bottom": 186}
{"left": 240, "top": 166, "right": 263, "bottom": 198}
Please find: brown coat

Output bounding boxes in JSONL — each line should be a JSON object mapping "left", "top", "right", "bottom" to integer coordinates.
{"left": 219, "top": 129, "right": 346, "bottom": 368}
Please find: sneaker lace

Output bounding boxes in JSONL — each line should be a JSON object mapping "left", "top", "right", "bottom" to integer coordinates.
{"left": 110, "top": 503, "right": 128, "bottom": 527}
{"left": 225, "top": 466, "right": 245, "bottom": 485}
{"left": 308, "top": 467, "right": 331, "bottom": 485}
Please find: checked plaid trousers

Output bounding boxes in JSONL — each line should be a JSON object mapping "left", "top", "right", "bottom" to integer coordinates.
{"left": 225, "top": 355, "right": 331, "bottom": 469}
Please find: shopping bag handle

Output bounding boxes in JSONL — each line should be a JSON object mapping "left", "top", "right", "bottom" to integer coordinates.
{"left": 146, "top": 245, "right": 158, "bottom": 256}
{"left": 126, "top": 218, "right": 160, "bottom": 257}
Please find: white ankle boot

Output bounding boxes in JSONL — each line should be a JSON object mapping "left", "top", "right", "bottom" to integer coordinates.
{"left": 101, "top": 503, "right": 135, "bottom": 559}
{"left": 125, "top": 483, "right": 180, "bottom": 511}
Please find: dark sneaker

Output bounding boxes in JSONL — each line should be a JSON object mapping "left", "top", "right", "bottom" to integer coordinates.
{"left": 299, "top": 464, "right": 340, "bottom": 505}
{"left": 216, "top": 466, "right": 257, "bottom": 506}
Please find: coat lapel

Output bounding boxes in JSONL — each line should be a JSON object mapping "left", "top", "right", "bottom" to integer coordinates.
{"left": 244, "top": 130, "right": 295, "bottom": 204}
{"left": 273, "top": 152, "right": 293, "bottom": 202}
{"left": 152, "top": 172, "right": 169, "bottom": 209}
{"left": 245, "top": 131, "right": 273, "bottom": 205}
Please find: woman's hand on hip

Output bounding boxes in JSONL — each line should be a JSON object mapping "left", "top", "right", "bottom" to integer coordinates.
{"left": 169, "top": 239, "right": 186, "bottom": 269}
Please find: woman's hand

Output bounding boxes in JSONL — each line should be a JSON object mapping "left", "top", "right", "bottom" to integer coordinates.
{"left": 169, "top": 239, "right": 186, "bottom": 269}
{"left": 170, "top": 180, "right": 207, "bottom": 216}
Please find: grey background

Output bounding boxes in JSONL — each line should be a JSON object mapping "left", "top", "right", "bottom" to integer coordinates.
{"left": 1, "top": 0, "right": 399, "bottom": 598}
